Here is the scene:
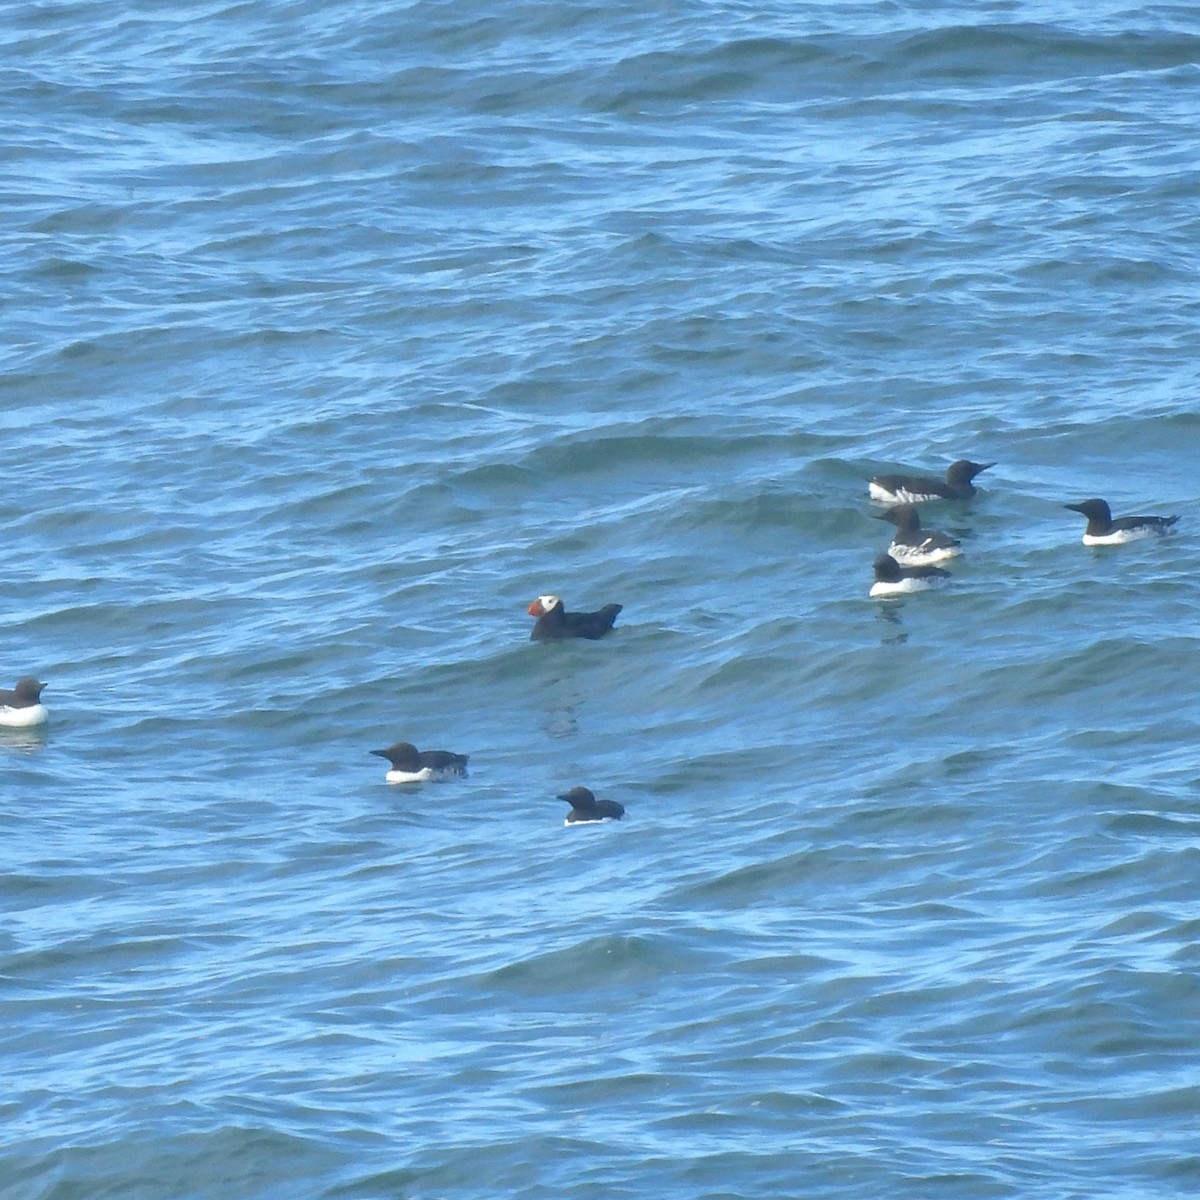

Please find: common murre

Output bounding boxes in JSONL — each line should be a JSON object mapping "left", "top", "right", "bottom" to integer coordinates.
{"left": 1065, "top": 498, "right": 1179, "bottom": 546}
{"left": 370, "top": 741, "right": 469, "bottom": 783}
{"left": 874, "top": 503, "right": 962, "bottom": 565}
{"left": 869, "top": 553, "right": 951, "bottom": 598}
{"left": 558, "top": 786, "right": 625, "bottom": 824}
{"left": 0, "top": 677, "right": 47, "bottom": 728}
{"left": 869, "top": 460, "right": 994, "bottom": 504}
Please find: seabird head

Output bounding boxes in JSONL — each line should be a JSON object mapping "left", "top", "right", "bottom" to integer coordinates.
{"left": 371, "top": 741, "right": 419, "bottom": 768}
{"left": 558, "top": 786, "right": 596, "bottom": 809}
{"left": 947, "top": 460, "right": 995, "bottom": 485}
{"left": 872, "top": 554, "right": 904, "bottom": 582}
{"left": 1065, "top": 498, "right": 1112, "bottom": 522}
{"left": 874, "top": 504, "right": 921, "bottom": 531}
{"left": 528, "top": 594, "right": 562, "bottom": 617}
{"left": 13, "top": 677, "right": 45, "bottom": 703}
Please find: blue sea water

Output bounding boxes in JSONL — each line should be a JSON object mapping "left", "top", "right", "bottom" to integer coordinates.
{"left": 3, "top": 1, "right": 1200, "bottom": 1197}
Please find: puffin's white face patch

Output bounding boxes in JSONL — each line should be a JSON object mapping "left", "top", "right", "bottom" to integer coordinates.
{"left": 535, "top": 594, "right": 560, "bottom": 613}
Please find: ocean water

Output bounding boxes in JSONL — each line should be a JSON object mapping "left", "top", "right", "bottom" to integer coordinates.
{"left": 3, "top": 1, "right": 1200, "bottom": 1197}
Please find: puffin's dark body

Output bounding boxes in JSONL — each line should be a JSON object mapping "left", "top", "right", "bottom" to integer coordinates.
{"left": 528, "top": 595, "right": 622, "bottom": 641}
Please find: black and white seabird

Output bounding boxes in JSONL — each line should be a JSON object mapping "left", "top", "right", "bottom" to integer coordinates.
{"left": 874, "top": 504, "right": 961, "bottom": 565}
{"left": 870, "top": 553, "right": 950, "bottom": 598}
{"left": 370, "top": 741, "right": 468, "bottom": 783}
{"left": 558, "top": 786, "right": 625, "bottom": 824}
{"left": 869, "top": 460, "right": 994, "bottom": 504}
{"left": 528, "top": 594, "right": 622, "bottom": 641}
{"left": 0, "top": 677, "right": 47, "bottom": 728}
{"left": 1065, "top": 498, "right": 1179, "bottom": 546}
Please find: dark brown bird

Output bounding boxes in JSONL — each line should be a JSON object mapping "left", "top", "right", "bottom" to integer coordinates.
{"left": 527, "top": 594, "right": 622, "bottom": 641}
{"left": 558, "top": 786, "right": 625, "bottom": 824}
{"left": 0, "top": 676, "right": 48, "bottom": 728}
{"left": 873, "top": 504, "right": 961, "bottom": 564}
{"left": 869, "top": 459, "right": 994, "bottom": 503}
{"left": 869, "top": 553, "right": 951, "bottom": 597}
{"left": 1065, "top": 498, "right": 1178, "bottom": 545}
{"left": 370, "top": 741, "right": 468, "bottom": 783}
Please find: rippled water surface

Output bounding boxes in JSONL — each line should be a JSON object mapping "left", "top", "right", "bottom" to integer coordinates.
{"left": 4, "top": 2, "right": 1200, "bottom": 1198}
